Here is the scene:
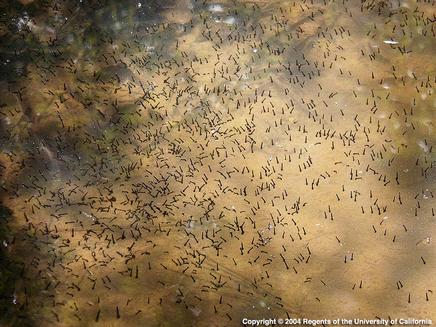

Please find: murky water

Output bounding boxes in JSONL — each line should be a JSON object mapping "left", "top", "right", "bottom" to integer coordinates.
{"left": 0, "top": 0, "right": 435, "bottom": 326}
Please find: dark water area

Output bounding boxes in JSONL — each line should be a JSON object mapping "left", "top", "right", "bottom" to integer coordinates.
{"left": 0, "top": 0, "right": 435, "bottom": 326}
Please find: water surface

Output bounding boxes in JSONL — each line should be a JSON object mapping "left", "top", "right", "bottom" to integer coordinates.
{"left": 0, "top": 0, "right": 435, "bottom": 326}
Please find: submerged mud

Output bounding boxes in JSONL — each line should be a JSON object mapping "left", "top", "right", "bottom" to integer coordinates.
{"left": 0, "top": 0, "right": 435, "bottom": 326}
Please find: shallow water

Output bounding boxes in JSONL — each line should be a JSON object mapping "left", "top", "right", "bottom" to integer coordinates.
{"left": 0, "top": 0, "right": 435, "bottom": 326}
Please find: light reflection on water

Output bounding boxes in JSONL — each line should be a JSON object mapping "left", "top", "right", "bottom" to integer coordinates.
{"left": 0, "top": 0, "right": 435, "bottom": 326}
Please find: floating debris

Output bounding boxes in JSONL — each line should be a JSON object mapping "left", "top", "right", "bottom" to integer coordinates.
{"left": 383, "top": 40, "right": 399, "bottom": 45}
